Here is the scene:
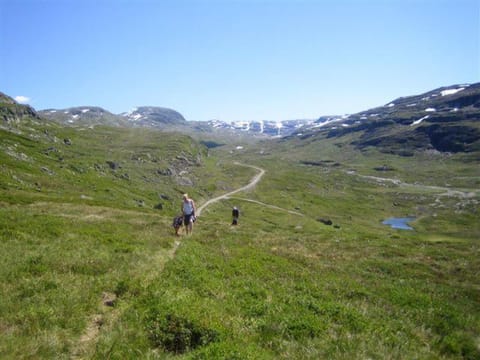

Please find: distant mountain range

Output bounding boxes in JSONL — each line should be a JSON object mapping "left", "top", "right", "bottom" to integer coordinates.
{"left": 36, "top": 103, "right": 310, "bottom": 137}
{"left": 2, "top": 82, "right": 479, "bottom": 153}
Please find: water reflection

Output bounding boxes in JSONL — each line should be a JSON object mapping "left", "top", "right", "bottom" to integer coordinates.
{"left": 382, "top": 217, "right": 415, "bottom": 230}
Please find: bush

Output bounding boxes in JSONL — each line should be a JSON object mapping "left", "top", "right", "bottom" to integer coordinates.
{"left": 439, "top": 332, "right": 480, "bottom": 360}
{"left": 146, "top": 312, "right": 218, "bottom": 354}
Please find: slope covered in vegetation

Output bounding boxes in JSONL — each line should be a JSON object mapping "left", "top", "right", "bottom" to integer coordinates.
{"left": 0, "top": 106, "right": 479, "bottom": 359}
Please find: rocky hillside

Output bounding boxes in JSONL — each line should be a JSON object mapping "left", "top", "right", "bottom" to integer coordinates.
{"left": 39, "top": 106, "right": 129, "bottom": 127}
{"left": 3, "top": 82, "right": 480, "bottom": 151}
{"left": 0, "top": 105, "right": 208, "bottom": 213}
{"left": 39, "top": 105, "right": 188, "bottom": 130}
{"left": 0, "top": 92, "right": 40, "bottom": 125}
{"left": 292, "top": 83, "right": 480, "bottom": 155}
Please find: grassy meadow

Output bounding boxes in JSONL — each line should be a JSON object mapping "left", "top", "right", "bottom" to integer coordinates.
{"left": 1, "top": 119, "right": 479, "bottom": 359}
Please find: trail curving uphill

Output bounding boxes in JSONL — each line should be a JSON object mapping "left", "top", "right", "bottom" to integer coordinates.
{"left": 196, "top": 162, "right": 265, "bottom": 216}
{"left": 73, "top": 162, "right": 285, "bottom": 357}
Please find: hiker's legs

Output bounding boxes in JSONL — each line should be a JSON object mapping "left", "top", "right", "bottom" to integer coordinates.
{"left": 183, "top": 214, "right": 194, "bottom": 234}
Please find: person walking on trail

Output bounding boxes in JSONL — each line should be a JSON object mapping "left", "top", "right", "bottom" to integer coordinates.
{"left": 182, "top": 193, "right": 196, "bottom": 235}
{"left": 232, "top": 206, "right": 239, "bottom": 225}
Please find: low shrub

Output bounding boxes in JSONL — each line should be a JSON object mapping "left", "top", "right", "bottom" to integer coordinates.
{"left": 146, "top": 312, "right": 218, "bottom": 354}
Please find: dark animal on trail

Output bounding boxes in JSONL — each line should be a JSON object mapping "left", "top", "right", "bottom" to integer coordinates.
{"left": 172, "top": 215, "right": 183, "bottom": 236}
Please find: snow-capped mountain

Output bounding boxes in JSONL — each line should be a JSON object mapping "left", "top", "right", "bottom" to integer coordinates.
{"left": 206, "top": 119, "right": 314, "bottom": 137}
{"left": 122, "top": 106, "right": 186, "bottom": 126}
{"left": 310, "top": 83, "right": 478, "bottom": 131}
{"left": 38, "top": 103, "right": 314, "bottom": 136}
{"left": 290, "top": 83, "right": 480, "bottom": 154}
{"left": 9, "top": 82, "right": 480, "bottom": 153}
{"left": 38, "top": 106, "right": 128, "bottom": 126}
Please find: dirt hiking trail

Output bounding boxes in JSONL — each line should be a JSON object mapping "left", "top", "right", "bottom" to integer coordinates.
{"left": 74, "top": 162, "right": 299, "bottom": 358}
{"left": 196, "top": 162, "right": 265, "bottom": 216}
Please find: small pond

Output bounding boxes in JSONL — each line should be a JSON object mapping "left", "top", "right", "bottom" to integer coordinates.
{"left": 382, "top": 217, "right": 415, "bottom": 230}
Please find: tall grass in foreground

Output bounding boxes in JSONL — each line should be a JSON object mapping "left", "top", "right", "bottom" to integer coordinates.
{"left": 0, "top": 202, "right": 173, "bottom": 359}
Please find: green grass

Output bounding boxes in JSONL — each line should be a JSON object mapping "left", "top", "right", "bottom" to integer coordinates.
{"left": 95, "top": 196, "right": 479, "bottom": 358}
{"left": 0, "top": 202, "right": 173, "bottom": 358}
{"left": 91, "top": 153, "right": 478, "bottom": 359}
{"left": 0, "top": 116, "right": 479, "bottom": 358}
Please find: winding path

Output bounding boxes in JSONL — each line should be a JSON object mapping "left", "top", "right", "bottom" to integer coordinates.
{"left": 196, "top": 162, "right": 265, "bottom": 216}
{"left": 73, "top": 162, "right": 287, "bottom": 356}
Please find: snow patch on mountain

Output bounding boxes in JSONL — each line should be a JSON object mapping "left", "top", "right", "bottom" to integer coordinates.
{"left": 441, "top": 87, "right": 465, "bottom": 96}
{"left": 410, "top": 115, "right": 429, "bottom": 126}
{"left": 205, "top": 119, "right": 314, "bottom": 136}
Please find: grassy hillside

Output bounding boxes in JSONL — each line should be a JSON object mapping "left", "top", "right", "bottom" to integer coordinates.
{"left": 0, "top": 116, "right": 254, "bottom": 358}
{"left": 1, "top": 115, "right": 479, "bottom": 359}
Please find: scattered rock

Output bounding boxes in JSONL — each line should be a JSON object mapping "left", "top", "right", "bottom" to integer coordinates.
{"left": 175, "top": 176, "right": 194, "bottom": 186}
{"left": 5, "top": 147, "right": 30, "bottom": 162}
{"left": 44, "top": 146, "right": 58, "bottom": 155}
{"left": 157, "top": 168, "right": 173, "bottom": 176}
{"left": 154, "top": 203, "right": 163, "bottom": 210}
{"left": 176, "top": 155, "right": 190, "bottom": 163}
{"left": 317, "top": 218, "right": 333, "bottom": 225}
{"left": 102, "top": 292, "right": 117, "bottom": 307}
{"left": 159, "top": 194, "right": 170, "bottom": 200}
{"left": 40, "top": 166, "right": 54, "bottom": 175}
{"left": 63, "top": 138, "right": 72, "bottom": 145}
{"left": 374, "top": 165, "right": 395, "bottom": 171}
{"left": 94, "top": 163, "right": 104, "bottom": 172}
{"left": 106, "top": 161, "right": 121, "bottom": 170}
{"left": 301, "top": 160, "right": 340, "bottom": 167}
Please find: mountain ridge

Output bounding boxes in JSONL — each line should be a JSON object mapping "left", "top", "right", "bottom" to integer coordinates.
{"left": 2, "top": 82, "right": 479, "bottom": 153}
{"left": 288, "top": 82, "right": 480, "bottom": 155}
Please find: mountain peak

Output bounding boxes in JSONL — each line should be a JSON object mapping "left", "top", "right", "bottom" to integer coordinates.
{"left": 123, "top": 106, "right": 186, "bottom": 125}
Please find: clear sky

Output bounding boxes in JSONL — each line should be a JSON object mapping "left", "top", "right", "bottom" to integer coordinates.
{"left": 1, "top": 0, "right": 479, "bottom": 121}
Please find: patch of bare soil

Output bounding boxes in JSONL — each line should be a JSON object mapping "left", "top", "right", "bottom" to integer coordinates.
{"left": 71, "top": 292, "right": 117, "bottom": 359}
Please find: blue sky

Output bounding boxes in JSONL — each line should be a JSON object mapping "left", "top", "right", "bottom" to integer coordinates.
{"left": 1, "top": 0, "right": 479, "bottom": 121}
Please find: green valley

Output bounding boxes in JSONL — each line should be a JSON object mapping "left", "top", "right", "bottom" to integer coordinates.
{"left": 0, "top": 88, "right": 479, "bottom": 359}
